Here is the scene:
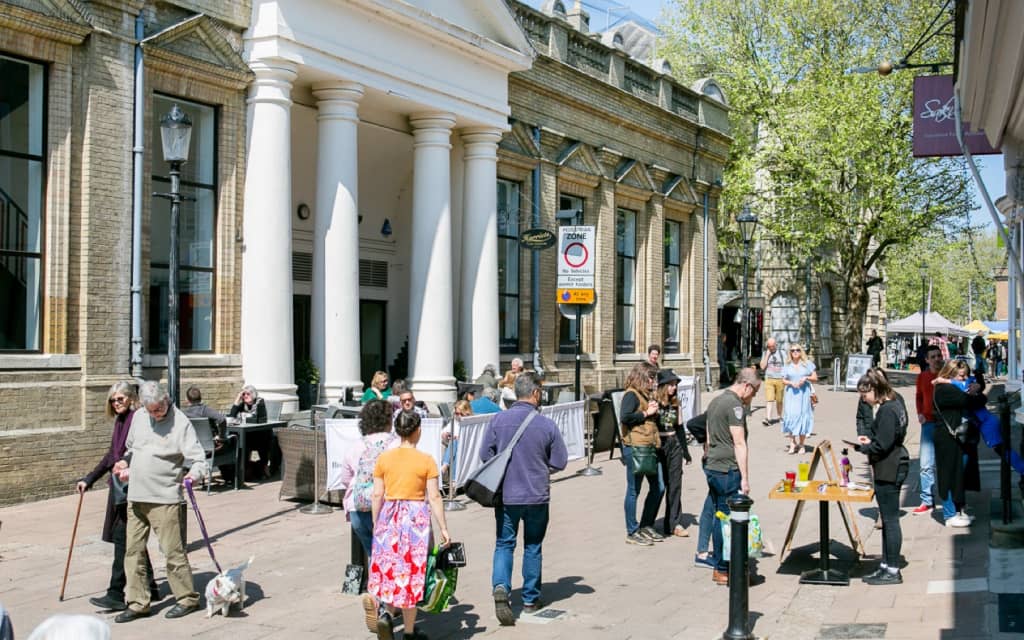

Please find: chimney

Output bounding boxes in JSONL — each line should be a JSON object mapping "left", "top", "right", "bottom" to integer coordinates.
{"left": 568, "top": 0, "right": 589, "bottom": 33}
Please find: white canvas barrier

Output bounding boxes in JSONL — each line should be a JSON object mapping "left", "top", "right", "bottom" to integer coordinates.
{"left": 449, "top": 402, "right": 586, "bottom": 489}
{"left": 677, "top": 375, "right": 701, "bottom": 422}
{"left": 324, "top": 418, "right": 444, "bottom": 491}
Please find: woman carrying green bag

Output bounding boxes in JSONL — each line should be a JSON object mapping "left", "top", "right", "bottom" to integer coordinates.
{"left": 620, "top": 362, "right": 664, "bottom": 546}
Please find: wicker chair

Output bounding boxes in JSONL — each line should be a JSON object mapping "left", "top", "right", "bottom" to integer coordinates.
{"left": 276, "top": 427, "right": 343, "bottom": 505}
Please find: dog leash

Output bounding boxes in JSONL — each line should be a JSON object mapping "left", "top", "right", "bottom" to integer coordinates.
{"left": 184, "top": 478, "right": 223, "bottom": 574}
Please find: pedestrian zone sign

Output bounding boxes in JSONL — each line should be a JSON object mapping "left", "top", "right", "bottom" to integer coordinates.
{"left": 557, "top": 226, "right": 595, "bottom": 290}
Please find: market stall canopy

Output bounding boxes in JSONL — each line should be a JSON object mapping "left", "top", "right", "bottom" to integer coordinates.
{"left": 885, "top": 311, "right": 970, "bottom": 337}
{"left": 963, "top": 319, "right": 992, "bottom": 334}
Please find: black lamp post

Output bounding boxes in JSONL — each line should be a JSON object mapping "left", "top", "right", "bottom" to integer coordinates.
{"left": 919, "top": 262, "right": 928, "bottom": 346}
{"left": 736, "top": 207, "right": 759, "bottom": 365}
{"left": 155, "top": 105, "right": 192, "bottom": 407}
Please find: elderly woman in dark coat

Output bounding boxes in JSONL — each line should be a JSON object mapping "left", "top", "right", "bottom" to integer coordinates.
{"left": 76, "top": 381, "right": 158, "bottom": 611}
{"left": 932, "top": 360, "right": 985, "bottom": 527}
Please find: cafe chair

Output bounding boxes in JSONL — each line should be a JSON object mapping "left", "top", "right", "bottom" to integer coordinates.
{"left": 190, "top": 417, "right": 236, "bottom": 495}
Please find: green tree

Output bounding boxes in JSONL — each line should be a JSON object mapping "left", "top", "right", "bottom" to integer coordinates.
{"left": 661, "top": 0, "right": 974, "bottom": 355}
{"left": 884, "top": 229, "right": 1002, "bottom": 322}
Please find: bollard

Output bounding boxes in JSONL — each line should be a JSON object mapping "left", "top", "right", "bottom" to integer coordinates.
{"left": 723, "top": 493, "right": 754, "bottom": 640}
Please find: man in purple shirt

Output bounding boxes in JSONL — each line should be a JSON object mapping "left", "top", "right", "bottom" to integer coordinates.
{"left": 482, "top": 371, "right": 567, "bottom": 626}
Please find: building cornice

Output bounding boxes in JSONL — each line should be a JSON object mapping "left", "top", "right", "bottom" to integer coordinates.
{"left": 0, "top": 2, "right": 92, "bottom": 45}
{"left": 348, "top": 0, "right": 534, "bottom": 74}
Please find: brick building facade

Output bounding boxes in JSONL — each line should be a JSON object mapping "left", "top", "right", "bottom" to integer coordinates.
{"left": 499, "top": 1, "right": 730, "bottom": 390}
{"left": 0, "top": 0, "right": 251, "bottom": 504}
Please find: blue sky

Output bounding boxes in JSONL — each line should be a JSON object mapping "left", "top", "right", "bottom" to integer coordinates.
{"left": 524, "top": 0, "right": 1003, "bottom": 230}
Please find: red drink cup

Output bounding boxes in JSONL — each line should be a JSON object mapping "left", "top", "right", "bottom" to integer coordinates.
{"left": 784, "top": 471, "right": 796, "bottom": 492}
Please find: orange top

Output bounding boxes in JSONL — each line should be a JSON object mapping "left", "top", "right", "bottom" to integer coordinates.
{"left": 373, "top": 447, "right": 438, "bottom": 501}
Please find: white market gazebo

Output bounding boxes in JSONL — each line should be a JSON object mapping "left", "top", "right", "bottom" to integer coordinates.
{"left": 885, "top": 311, "right": 971, "bottom": 337}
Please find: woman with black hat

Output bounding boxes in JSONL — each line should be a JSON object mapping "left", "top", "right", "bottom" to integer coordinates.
{"left": 655, "top": 369, "right": 693, "bottom": 537}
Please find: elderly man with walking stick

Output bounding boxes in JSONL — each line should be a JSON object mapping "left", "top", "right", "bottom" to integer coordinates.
{"left": 111, "top": 381, "right": 206, "bottom": 623}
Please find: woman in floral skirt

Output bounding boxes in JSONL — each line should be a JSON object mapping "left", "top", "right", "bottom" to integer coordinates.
{"left": 364, "top": 411, "right": 450, "bottom": 640}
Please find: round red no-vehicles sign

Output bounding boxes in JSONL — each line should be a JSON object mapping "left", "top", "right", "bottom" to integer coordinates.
{"left": 557, "top": 225, "right": 595, "bottom": 289}
{"left": 563, "top": 242, "right": 588, "bottom": 268}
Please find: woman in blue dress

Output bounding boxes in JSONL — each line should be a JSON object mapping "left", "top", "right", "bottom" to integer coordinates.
{"left": 782, "top": 343, "right": 818, "bottom": 454}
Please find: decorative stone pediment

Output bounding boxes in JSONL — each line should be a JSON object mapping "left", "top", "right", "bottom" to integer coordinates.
{"left": 615, "top": 159, "right": 656, "bottom": 192}
{"left": 500, "top": 121, "right": 541, "bottom": 158}
{"left": 0, "top": 0, "right": 93, "bottom": 44}
{"left": 662, "top": 174, "right": 698, "bottom": 205}
{"left": 141, "top": 14, "right": 252, "bottom": 89}
{"left": 556, "top": 141, "right": 604, "bottom": 178}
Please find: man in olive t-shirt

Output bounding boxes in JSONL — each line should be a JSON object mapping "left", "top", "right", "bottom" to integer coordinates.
{"left": 703, "top": 368, "right": 759, "bottom": 584}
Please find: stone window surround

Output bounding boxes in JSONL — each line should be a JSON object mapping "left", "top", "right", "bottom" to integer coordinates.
{"left": 144, "top": 63, "right": 247, "bottom": 359}
{"left": 0, "top": 25, "right": 77, "bottom": 360}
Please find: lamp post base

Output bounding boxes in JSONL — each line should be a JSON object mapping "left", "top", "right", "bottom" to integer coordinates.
{"left": 577, "top": 465, "right": 603, "bottom": 476}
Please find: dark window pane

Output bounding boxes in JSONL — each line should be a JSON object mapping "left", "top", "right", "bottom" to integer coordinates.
{"left": 0, "top": 254, "right": 41, "bottom": 349}
{"left": 0, "top": 56, "right": 44, "bottom": 156}
{"left": 150, "top": 184, "right": 215, "bottom": 268}
{"left": 151, "top": 95, "right": 216, "bottom": 185}
{"left": 148, "top": 267, "right": 214, "bottom": 352}
{"left": 0, "top": 156, "right": 43, "bottom": 253}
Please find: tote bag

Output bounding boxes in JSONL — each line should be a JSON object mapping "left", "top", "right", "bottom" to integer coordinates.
{"left": 464, "top": 411, "right": 537, "bottom": 507}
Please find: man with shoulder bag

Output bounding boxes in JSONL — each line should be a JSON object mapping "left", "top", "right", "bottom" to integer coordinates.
{"left": 481, "top": 372, "right": 567, "bottom": 626}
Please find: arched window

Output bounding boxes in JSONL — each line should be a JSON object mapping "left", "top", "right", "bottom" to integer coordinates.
{"left": 770, "top": 292, "right": 801, "bottom": 349}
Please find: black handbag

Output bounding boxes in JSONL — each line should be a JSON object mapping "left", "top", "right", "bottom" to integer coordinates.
{"left": 630, "top": 444, "right": 658, "bottom": 476}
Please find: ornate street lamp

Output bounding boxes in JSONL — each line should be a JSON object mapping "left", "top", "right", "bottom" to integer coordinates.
{"left": 919, "top": 262, "right": 928, "bottom": 342}
{"left": 155, "top": 104, "right": 192, "bottom": 406}
{"left": 736, "top": 207, "right": 759, "bottom": 365}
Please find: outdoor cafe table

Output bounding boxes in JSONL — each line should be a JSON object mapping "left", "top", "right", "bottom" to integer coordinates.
{"left": 768, "top": 479, "right": 874, "bottom": 586}
{"left": 225, "top": 420, "right": 287, "bottom": 490}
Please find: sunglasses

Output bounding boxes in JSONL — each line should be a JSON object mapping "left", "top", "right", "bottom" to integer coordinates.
{"left": 790, "top": 349, "right": 801, "bottom": 353}
{"left": 110, "top": 396, "right": 128, "bottom": 404}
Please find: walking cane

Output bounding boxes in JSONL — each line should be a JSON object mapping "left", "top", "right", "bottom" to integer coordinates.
{"left": 59, "top": 490, "right": 84, "bottom": 601}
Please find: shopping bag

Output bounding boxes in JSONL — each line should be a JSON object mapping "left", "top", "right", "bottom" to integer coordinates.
{"left": 418, "top": 546, "right": 459, "bottom": 613}
{"left": 715, "top": 511, "right": 763, "bottom": 558}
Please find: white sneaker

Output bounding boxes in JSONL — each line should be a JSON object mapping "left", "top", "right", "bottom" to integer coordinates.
{"left": 960, "top": 511, "right": 976, "bottom": 523}
{"left": 946, "top": 514, "right": 971, "bottom": 528}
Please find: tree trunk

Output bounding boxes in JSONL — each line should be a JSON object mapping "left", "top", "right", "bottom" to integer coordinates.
{"left": 843, "top": 264, "right": 869, "bottom": 357}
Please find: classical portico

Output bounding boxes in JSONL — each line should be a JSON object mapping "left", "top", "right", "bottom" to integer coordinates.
{"left": 242, "top": 0, "right": 533, "bottom": 406}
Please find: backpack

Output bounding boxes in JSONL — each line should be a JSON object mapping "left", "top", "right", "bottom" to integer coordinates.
{"left": 353, "top": 436, "right": 392, "bottom": 511}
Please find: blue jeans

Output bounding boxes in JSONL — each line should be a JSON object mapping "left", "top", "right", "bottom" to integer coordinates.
{"left": 697, "top": 493, "right": 714, "bottom": 555}
{"left": 705, "top": 468, "right": 742, "bottom": 571}
{"left": 919, "top": 422, "right": 936, "bottom": 506}
{"left": 492, "top": 503, "right": 549, "bottom": 605}
{"left": 622, "top": 445, "right": 664, "bottom": 535}
{"left": 350, "top": 510, "right": 374, "bottom": 557}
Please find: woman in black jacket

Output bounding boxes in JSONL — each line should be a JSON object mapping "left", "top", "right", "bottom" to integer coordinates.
{"left": 854, "top": 368, "right": 910, "bottom": 585}
{"left": 76, "top": 382, "right": 159, "bottom": 610}
{"left": 932, "top": 360, "right": 985, "bottom": 527}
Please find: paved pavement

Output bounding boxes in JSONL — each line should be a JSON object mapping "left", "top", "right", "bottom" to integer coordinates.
{"left": 1, "top": 382, "right": 1022, "bottom": 639}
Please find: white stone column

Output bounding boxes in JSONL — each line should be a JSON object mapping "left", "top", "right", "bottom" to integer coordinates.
{"left": 312, "top": 81, "right": 364, "bottom": 402}
{"left": 408, "top": 113, "right": 458, "bottom": 403}
{"left": 459, "top": 127, "right": 502, "bottom": 380}
{"left": 241, "top": 59, "right": 298, "bottom": 411}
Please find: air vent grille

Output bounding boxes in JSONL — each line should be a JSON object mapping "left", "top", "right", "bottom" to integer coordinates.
{"left": 360, "top": 259, "right": 388, "bottom": 288}
{"left": 292, "top": 252, "right": 312, "bottom": 282}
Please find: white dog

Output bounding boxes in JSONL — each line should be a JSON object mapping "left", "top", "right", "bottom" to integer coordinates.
{"left": 204, "top": 556, "right": 254, "bottom": 618}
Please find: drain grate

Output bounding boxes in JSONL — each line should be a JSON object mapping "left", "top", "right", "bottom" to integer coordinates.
{"left": 1000, "top": 593, "right": 1024, "bottom": 633}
